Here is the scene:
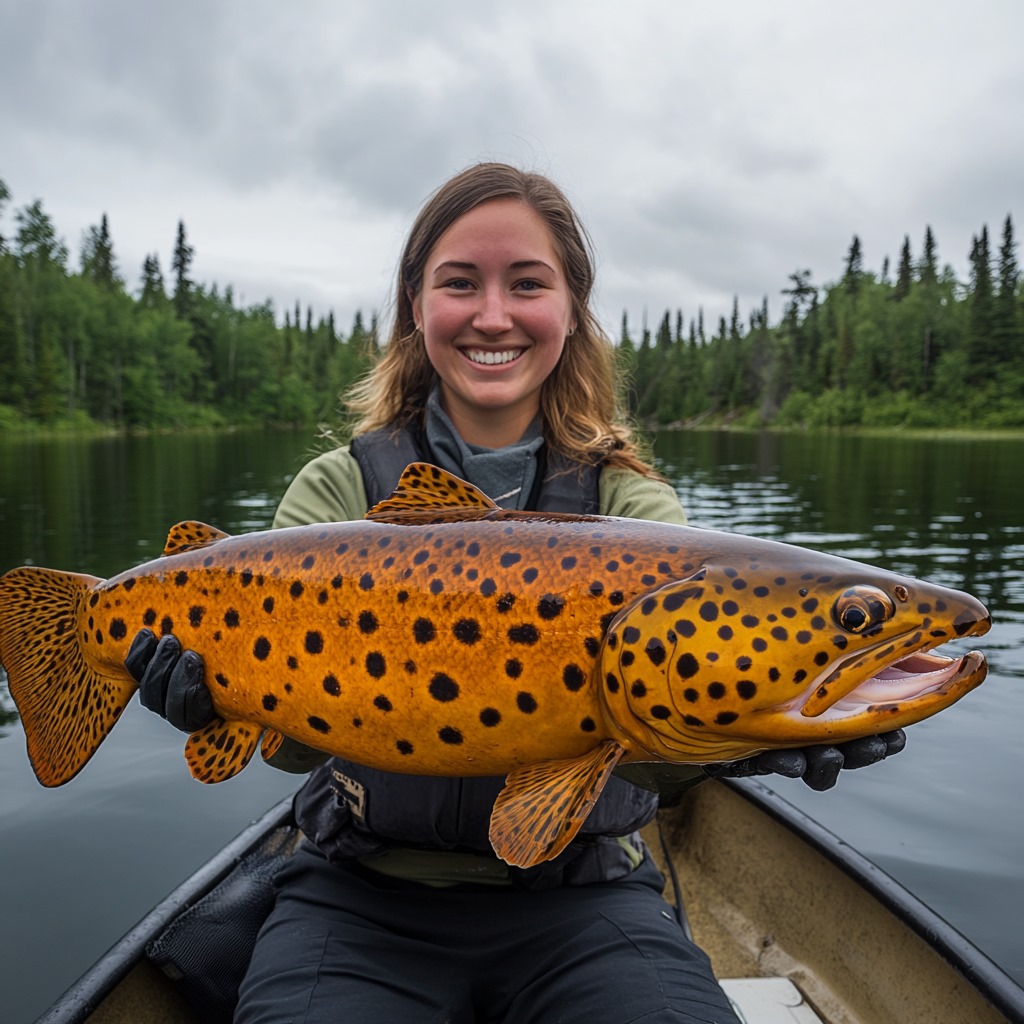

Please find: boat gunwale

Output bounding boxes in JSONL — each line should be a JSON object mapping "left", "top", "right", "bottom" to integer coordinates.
{"left": 729, "top": 777, "right": 1024, "bottom": 1024}
{"left": 35, "top": 795, "right": 295, "bottom": 1024}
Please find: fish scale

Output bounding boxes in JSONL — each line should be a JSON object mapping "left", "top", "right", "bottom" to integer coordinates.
{"left": 0, "top": 462, "right": 991, "bottom": 867}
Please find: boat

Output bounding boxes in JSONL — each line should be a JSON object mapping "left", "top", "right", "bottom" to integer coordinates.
{"left": 36, "top": 777, "right": 1024, "bottom": 1024}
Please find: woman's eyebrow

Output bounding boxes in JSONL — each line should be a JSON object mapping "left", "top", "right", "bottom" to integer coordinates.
{"left": 430, "top": 258, "right": 557, "bottom": 276}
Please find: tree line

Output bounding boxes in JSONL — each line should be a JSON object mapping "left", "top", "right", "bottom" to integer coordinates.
{"left": 1, "top": 175, "right": 1021, "bottom": 433}
{"left": 620, "top": 219, "right": 1023, "bottom": 429}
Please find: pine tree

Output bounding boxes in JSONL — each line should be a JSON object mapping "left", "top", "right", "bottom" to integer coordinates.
{"left": 894, "top": 236, "right": 913, "bottom": 300}
{"left": 844, "top": 235, "right": 864, "bottom": 295}
{"left": 993, "top": 214, "right": 1021, "bottom": 368}
{"left": 80, "top": 213, "right": 121, "bottom": 290}
{"left": 919, "top": 226, "right": 938, "bottom": 286}
{"left": 967, "top": 227, "right": 996, "bottom": 381}
{"left": 140, "top": 254, "right": 166, "bottom": 308}
{"left": 171, "top": 220, "right": 194, "bottom": 319}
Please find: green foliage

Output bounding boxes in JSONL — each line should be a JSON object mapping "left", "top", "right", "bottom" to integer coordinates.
{"left": 0, "top": 185, "right": 379, "bottom": 433}
{"left": 622, "top": 215, "right": 1023, "bottom": 431}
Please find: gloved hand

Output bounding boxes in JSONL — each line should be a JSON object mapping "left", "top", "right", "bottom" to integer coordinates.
{"left": 125, "top": 628, "right": 217, "bottom": 733}
{"left": 703, "top": 730, "right": 907, "bottom": 791}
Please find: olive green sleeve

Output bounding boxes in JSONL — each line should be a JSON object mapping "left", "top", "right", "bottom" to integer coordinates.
{"left": 599, "top": 468, "right": 687, "bottom": 525}
{"left": 272, "top": 446, "right": 368, "bottom": 529}
{"left": 265, "top": 446, "right": 368, "bottom": 773}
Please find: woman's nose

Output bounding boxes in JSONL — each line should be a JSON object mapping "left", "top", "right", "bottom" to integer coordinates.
{"left": 472, "top": 287, "right": 513, "bottom": 334}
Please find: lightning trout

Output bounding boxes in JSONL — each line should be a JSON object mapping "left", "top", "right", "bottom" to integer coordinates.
{"left": 0, "top": 463, "right": 990, "bottom": 867}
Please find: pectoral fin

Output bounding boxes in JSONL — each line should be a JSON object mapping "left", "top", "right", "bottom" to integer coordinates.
{"left": 488, "top": 740, "right": 627, "bottom": 868}
{"left": 260, "top": 728, "right": 285, "bottom": 762}
{"left": 184, "top": 718, "right": 262, "bottom": 783}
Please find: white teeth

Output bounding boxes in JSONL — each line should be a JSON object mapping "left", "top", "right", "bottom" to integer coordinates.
{"left": 465, "top": 349, "right": 522, "bottom": 365}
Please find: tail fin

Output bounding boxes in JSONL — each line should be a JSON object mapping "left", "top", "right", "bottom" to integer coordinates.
{"left": 0, "top": 566, "right": 136, "bottom": 787}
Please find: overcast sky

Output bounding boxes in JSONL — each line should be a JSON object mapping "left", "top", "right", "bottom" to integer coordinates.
{"left": 2, "top": 0, "right": 1022, "bottom": 337}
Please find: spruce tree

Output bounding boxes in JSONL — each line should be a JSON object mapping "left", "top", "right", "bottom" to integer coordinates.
{"left": 993, "top": 214, "right": 1021, "bottom": 367}
{"left": 171, "top": 220, "right": 194, "bottom": 319}
{"left": 894, "top": 236, "right": 913, "bottom": 300}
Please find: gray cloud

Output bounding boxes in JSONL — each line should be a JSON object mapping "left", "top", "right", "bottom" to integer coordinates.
{"left": 2, "top": 0, "right": 1022, "bottom": 334}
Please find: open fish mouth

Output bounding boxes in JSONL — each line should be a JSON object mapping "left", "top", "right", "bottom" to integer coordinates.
{"left": 801, "top": 647, "right": 988, "bottom": 721}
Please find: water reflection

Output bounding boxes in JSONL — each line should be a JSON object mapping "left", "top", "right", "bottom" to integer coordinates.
{"left": 1, "top": 427, "right": 1022, "bottom": 1019}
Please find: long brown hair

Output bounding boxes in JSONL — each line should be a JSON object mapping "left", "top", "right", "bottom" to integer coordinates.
{"left": 345, "top": 162, "right": 657, "bottom": 477}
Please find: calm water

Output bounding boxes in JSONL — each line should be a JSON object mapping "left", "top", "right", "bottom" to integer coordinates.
{"left": 0, "top": 427, "right": 1022, "bottom": 1020}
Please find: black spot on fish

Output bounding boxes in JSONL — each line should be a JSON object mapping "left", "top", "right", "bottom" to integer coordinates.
{"left": 287, "top": 657, "right": 299, "bottom": 670}
{"left": 429, "top": 673, "right": 459, "bottom": 702}
{"left": 650, "top": 705, "right": 672, "bottom": 719}
{"left": 563, "top": 664, "right": 585, "bottom": 691}
{"left": 580, "top": 717, "right": 596, "bottom": 732}
{"left": 358, "top": 611, "right": 378, "bottom": 634}
{"left": 308, "top": 716, "right": 330, "bottom": 733}
{"left": 683, "top": 688, "right": 699, "bottom": 702}
{"left": 262, "top": 694, "right": 278, "bottom": 711}
{"left": 396, "top": 740, "right": 414, "bottom": 755}
{"left": 584, "top": 637, "right": 600, "bottom": 657}
{"left": 453, "top": 619, "right": 481, "bottom": 644}
{"left": 718, "top": 625, "right": 734, "bottom": 641}
{"left": 621, "top": 650, "right": 635, "bottom": 666}
{"left": 366, "top": 653, "right": 386, "bottom": 678}
{"left": 715, "top": 711, "right": 739, "bottom": 726}
{"left": 561, "top": 556, "right": 577, "bottom": 570}
{"left": 631, "top": 680, "right": 647, "bottom": 697}
{"left": 374, "top": 694, "right": 392, "bottom": 712}
{"left": 290, "top": 582, "right": 304, "bottom": 599}
{"left": 676, "top": 653, "right": 699, "bottom": 679}
{"left": 645, "top": 639, "right": 666, "bottom": 665}
{"left": 609, "top": 591, "right": 624, "bottom": 606}
{"left": 516, "top": 692, "right": 538, "bottom": 714}
{"left": 215, "top": 673, "right": 229, "bottom": 687}
{"left": 675, "top": 619, "right": 697, "bottom": 639}
{"left": 753, "top": 586, "right": 769, "bottom": 598}
{"left": 263, "top": 597, "right": 275, "bottom": 614}
{"left": 413, "top": 618, "right": 436, "bottom": 643}
{"left": 508, "top": 624, "right": 540, "bottom": 645}
{"left": 752, "top": 638, "right": 768, "bottom": 653}
{"left": 622, "top": 626, "right": 641, "bottom": 644}
{"left": 429, "top": 579, "right": 444, "bottom": 595}
{"left": 439, "top": 726, "right": 463, "bottom": 745}
{"left": 323, "top": 674, "right": 341, "bottom": 696}
{"left": 331, "top": 575, "right": 343, "bottom": 589}
{"left": 523, "top": 567, "right": 538, "bottom": 584}
{"left": 699, "top": 601, "right": 719, "bottom": 622}
{"left": 537, "top": 595, "right": 564, "bottom": 619}
{"left": 480, "top": 578, "right": 497, "bottom": 597}
{"left": 122, "top": 578, "right": 136, "bottom": 592}
{"left": 707, "top": 682, "right": 726, "bottom": 699}
{"left": 505, "top": 658, "right": 523, "bottom": 678}
{"left": 224, "top": 609, "right": 240, "bottom": 628}
{"left": 605, "top": 673, "right": 620, "bottom": 694}
{"left": 160, "top": 616, "right": 174, "bottom": 636}
{"left": 110, "top": 618, "right": 128, "bottom": 640}
{"left": 359, "top": 573, "right": 374, "bottom": 591}
{"left": 495, "top": 592, "right": 515, "bottom": 613}
{"left": 480, "top": 708, "right": 502, "bottom": 727}
{"left": 175, "top": 572, "right": 189, "bottom": 587}
{"left": 306, "top": 631, "right": 324, "bottom": 654}
{"left": 737, "top": 680, "right": 757, "bottom": 700}
{"left": 500, "top": 552, "right": 522, "bottom": 568}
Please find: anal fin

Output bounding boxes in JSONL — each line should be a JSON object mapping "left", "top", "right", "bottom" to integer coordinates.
{"left": 260, "top": 728, "right": 285, "bottom": 763}
{"left": 488, "top": 740, "right": 626, "bottom": 868}
{"left": 184, "top": 718, "right": 262, "bottom": 783}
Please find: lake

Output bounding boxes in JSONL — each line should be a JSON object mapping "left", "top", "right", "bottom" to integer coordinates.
{"left": 0, "top": 427, "right": 1021, "bottom": 1021}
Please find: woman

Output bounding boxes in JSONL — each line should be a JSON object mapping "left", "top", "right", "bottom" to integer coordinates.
{"left": 129, "top": 162, "right": 902, "bottom": 1023}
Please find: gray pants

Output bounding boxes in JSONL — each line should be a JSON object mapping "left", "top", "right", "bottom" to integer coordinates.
{"left": 235, "top": 842, "right": 740, "bottom": 1024}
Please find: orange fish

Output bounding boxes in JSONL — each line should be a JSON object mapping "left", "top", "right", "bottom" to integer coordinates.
{"left": 0, "top": 463, "right": 991, "bottom": 866}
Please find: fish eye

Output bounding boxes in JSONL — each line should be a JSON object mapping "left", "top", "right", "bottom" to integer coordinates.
{"left": 832, "top": 586, "right": 895, "bottom": 634}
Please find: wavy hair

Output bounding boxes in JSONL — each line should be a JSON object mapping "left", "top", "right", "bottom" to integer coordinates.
{"left": 344, "top": 162, "right": 658, "bottom": 477}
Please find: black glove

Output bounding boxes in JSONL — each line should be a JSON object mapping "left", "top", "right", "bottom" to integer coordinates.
{"left": 703, "top": 730, "right": 907, "bottom": 792}
{"left": 125, "top": 628, "right": 217, "bottom": 733}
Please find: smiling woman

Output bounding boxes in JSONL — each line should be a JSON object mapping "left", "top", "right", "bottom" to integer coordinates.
{"left": 413, "top": 198, "right": 575, "bottom": 446}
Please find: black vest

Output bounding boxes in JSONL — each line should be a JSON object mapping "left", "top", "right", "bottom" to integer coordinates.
{"left": 293, "top": 428, "right": 658, "bottom": 888}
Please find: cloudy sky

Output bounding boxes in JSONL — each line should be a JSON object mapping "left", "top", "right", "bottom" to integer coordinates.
{"left": 2, "top": 0, "right": 1022, "bottom": 337}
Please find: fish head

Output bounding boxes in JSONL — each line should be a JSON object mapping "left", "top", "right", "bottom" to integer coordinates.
{"left": 597, "top": 552, "right": 991, "bottom": 764}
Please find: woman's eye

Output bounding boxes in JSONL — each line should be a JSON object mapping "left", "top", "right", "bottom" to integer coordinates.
{"left": 445, "top": 278, "right": 474, "bottom": 290}
{"left": 515, "top": 279, "right": 543, "bottom": 291}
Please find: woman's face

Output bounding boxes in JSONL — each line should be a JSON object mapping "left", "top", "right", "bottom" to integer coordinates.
{"left": 412, "top": 198, "right": 575, "bottom": 447}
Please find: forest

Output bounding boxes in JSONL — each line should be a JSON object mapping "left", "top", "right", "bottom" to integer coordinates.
{"left": 1, "top": 175, "right": 1022, "bottom": 434}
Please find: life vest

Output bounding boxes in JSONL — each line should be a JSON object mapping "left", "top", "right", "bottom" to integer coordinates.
{"left": 293, "top": 427, "right": 658, "bottom": 888}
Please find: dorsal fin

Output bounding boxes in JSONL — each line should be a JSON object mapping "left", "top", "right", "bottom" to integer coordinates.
{"left": 366, "top": 463, "right": 500, "bottom": 524}
{"left": 163, "top": 521, "right": 231, "bottom": 556}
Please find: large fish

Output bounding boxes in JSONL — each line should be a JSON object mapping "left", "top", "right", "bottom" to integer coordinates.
{"left": 0, "top": 463, "right": 990, "bottom": 867}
